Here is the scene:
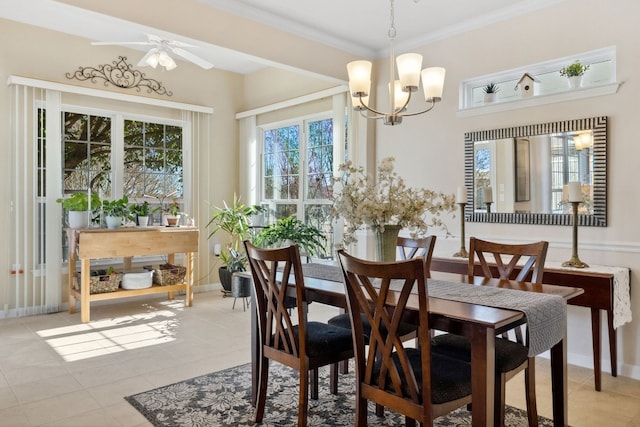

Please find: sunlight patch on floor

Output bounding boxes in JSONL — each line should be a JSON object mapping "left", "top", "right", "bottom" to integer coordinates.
{"left": 36, "top": 307, "right": 179, "bottom": 362}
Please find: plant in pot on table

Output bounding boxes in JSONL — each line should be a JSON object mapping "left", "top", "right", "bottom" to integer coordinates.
{"left": 101, "top": 195, "right": 133, "bottom": 229}
{"left": 131, "top": 201, "right": 159, "bottom": 227}
{"left": 165, "top": 199, "right": 181, "bottom": 226}
{"left": 56, "top": 192, "right": 102, "bottom": 229}
{"left": 207, "top": 194, "right": 264, "bottom": 296}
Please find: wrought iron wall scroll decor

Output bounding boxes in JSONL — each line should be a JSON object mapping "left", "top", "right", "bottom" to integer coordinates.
{"left": 66, "top": 56, "right": 173, "bottom": 97}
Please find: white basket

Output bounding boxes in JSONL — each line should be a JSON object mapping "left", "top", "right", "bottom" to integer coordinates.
{"left": 121, "top": 269, "right": 153, "bottom": 290}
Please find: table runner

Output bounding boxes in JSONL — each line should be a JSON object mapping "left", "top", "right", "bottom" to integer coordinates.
{"left": 300, "top": 263, "right": 566, "bottom": 357}
{"left": 545, "top": 261, "right": 632, "bottom": 328}
{"left": 428, "top": 279, "right": 566, "bottom": 356}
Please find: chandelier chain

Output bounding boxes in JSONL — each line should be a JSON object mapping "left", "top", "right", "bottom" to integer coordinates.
{"left": 388, "top": 0, "right": 396, "bottom": 40}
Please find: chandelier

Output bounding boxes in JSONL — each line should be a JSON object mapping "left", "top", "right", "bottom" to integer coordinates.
{"left": 347, "top": 0, "right": 445, "bottom": 126}
{"left": 144, "top": 48, "right": 177, "bottom": 71}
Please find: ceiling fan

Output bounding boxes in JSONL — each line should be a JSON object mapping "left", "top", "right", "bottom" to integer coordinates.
{"left": 91, "top": 34, "right": 214, "bottom": 70}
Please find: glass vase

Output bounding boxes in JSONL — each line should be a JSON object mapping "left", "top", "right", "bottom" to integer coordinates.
{"left": 374, "top": 224, "right": 401, "bottom": 262}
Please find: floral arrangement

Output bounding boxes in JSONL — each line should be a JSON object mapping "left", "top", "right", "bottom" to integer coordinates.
{"left": 330, "top": 157, "right": 456, "bottom": 246}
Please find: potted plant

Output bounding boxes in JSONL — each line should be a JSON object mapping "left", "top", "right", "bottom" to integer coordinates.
{"left": 131, "top": 201, "right": 159, "bottom": 227}
{"left": 165, "top": 199, "right": 181, "bottom": 226}
{"left": 254, "top": 216, "right": 327, "bottom": 257}
{"left": 207, "top": 194, "right": 264, "bottom": 295}
{"left": 101, "top": 195, "right": 132, "bottom": 229}
{"left": 56, "top": 192, "right": 101, "bottom": 229}
{"left": 482, "top": 82, "right": 500, "bottom": 103}
{"left": 559, "top": 60, "right": 590, "bottom": 88}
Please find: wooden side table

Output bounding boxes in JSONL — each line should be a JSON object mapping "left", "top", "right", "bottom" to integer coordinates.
{"left": 67, "top": 227, "right": 199, "bottom": 323}
{"left": 431, "top": 256, "right": 631, "bottom": 391}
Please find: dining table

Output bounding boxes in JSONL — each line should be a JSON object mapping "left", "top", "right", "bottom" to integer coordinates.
{"left": 248, "top": 263, "right": 584, "bottom": 427}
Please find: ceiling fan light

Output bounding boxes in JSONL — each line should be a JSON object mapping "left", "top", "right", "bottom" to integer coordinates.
{"left": 145, "top": 52, "right": 160, "bottom": 68}
{"left": 158, "top": 50, "right": 177, "bottom": 70}
{"left": 396, "top": 53, "right": 423, "bottom": 91}
{"left": 421, "top": 67, "right": 446, "bottom": 102}
{"left": 164, "top": 57, "right": 177, "bottom": 71}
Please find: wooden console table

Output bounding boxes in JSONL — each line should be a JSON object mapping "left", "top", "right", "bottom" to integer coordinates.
{"left": 431, "top": 256, "right": 631, "bottom": 391}
{"left": 67, "top": 227, "right": 199, "bottom": 323}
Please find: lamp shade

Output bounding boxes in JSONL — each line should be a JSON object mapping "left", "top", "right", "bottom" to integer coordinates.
{"left": 421, "top": 67, "right": 446, "bottom": 102}
{"left": 347, "top": 60, "right": 372, "bottom": 96}
{"left": 390, "top": 80, "right": 409, "bottom": 112}
{"left": 145, "top": 49, "right": 160, "bottom": 68}
{"left": 158, "top": 51, "right": 177, "bottom": 70}
{"left": 396, "top": 53, "right": 423, "bottom": 91}
{"left": 350, "top": 81, "right": 369, "bottom": 110}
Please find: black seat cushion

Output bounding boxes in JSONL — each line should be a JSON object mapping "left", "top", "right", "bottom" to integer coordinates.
{"left": 327, "top": 313, "right": 417, "bottom": 341}
{"left": 371, "top": 348, "right": 472, "bottom": 404}
{"left": 276, "top": 321, "right": 353, "bottom": 358}
{"left": 431, "top": 333, "right": 529, "bottom": 373}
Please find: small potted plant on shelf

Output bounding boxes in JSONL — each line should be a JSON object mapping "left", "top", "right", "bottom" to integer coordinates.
{"left": 101, "top": 195, "right": 132, "bottom": 229}
{"left": 165, "top": 199, "right": 181, "bottom": 226}
{"left": 207, "top": 194, "right": 264, "bottom": 295}
{"left": 482, "top": 82, "right": 500, "bottom": 103}
{"left": 254, "top": 216, "right": 327, "bottom": 257}
{"left": 56, "top": 192, "right": 102, "bottom": 229}
{"left": 131, "top": 201, "right": 159, "bottom": 227}
{"left": 559, "top": 60, "right": 590, "bottom": 89}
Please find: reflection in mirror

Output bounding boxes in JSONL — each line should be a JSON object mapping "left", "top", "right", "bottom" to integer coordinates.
{"left": 464, "top": 116, "right": 607, "bottom": 226}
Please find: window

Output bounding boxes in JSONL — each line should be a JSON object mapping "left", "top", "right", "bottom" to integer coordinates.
{"left": 38, "top": 108, "right": 185, "bottom": 262}
{"left": 123, "top": 120, "right": 183, "bottom": 199}
{"left": 260, "top": 116, "right": 335, "bottom": 258}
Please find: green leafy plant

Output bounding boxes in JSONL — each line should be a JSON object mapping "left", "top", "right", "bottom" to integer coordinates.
{"left": 559, "top": 61, "right": 590, "bottom": 77}
{"left": 207, "top": 194, "right": 264, "bottom": 272}
{"left": 102, "top": 195, "right": 133, "bottom": 220}
{"left": 131, "top": 201, "right": 160, "bottom": 217}
{"left": 483, "top": 82, "right": 500, "bottom": 94}
{"left": 168, "top": 199, "right": 181, "bottom": 216}
{"left": 254, "top": 216, "right": 327, "bottom": 257}
{"left": 56, "top": 192, "right": 101, "bottom": 211}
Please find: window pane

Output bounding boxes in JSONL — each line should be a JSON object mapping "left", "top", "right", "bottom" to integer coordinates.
{"left": 62, "top": 112, "right": 112, "bottom": 196}
{"left": 123, "top": 120, "right": 183, "bottom": 199}
{"left": 305, "top": 204, "right": 333, "bottom": 258}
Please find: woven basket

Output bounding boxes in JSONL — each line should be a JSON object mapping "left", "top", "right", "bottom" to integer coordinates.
{"left": 75, "top": 271, "right": 121, "bottom": 294}
{"left": 151, "top": 264, "right": 186, "bottom": 286}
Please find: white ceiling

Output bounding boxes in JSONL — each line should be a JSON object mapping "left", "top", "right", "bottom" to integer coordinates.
{"left": 0, "top": 0, "right": 565, "bottom": 74}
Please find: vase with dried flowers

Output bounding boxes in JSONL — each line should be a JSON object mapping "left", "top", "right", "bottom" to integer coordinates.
{"left": 330, "top": 157, "right": 456, "bottom": 261}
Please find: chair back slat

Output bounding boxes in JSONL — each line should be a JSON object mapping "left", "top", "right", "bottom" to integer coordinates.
{"left": 245, "top": 241, "right": 307, "bottom": 360}
{"left": 397, "top": 235, "right": 437, "bottom": 278}
{"left": 469, "top": 237, "right": 549, "bottom": 284}
{"left": 338, "top": 250, "right": 431, "bottom": 405}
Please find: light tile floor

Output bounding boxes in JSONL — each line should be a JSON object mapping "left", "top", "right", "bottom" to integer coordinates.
{"left": 0, "top": 291, "right": 639, "bottom": 426}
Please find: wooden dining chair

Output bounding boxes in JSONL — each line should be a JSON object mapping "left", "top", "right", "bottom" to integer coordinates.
{"left": 337, "top": 249, "right": 472, "bottom": 426}
{"left": 328, "top": 235, "right": 436, "bottom": 341}
{"left": 431, "top": 237, "right": 549, "bottom": 427}
{"left": 244, "top": 241, "right": 354, "bottom": 426}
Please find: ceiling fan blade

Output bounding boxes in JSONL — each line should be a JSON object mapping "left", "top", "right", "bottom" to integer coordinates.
{"left": 171, "top": 47, "right": 214, "bottom": 69}
{"left": 91, "top": 41, "right": 153, "bottom": 46}
{"left": 137, "top": 48, "right": 160, "bottom": 67}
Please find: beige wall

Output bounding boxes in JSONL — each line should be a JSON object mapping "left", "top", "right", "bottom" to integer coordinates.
{"left": 368, "top": 0, "right": 640, "bottom": 378}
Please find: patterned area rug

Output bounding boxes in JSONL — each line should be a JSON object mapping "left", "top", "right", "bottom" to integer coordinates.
{"left": 126, "top": 363, "right": 556, "bottom": 426}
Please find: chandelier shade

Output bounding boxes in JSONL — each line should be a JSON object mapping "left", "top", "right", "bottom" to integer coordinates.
{"left": 347, "top": 0, "right": 445, "bottom": 126}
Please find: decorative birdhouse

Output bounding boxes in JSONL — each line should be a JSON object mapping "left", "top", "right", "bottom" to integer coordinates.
{"left": 515, "top": 73, "right": 539, "bottom": 98}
